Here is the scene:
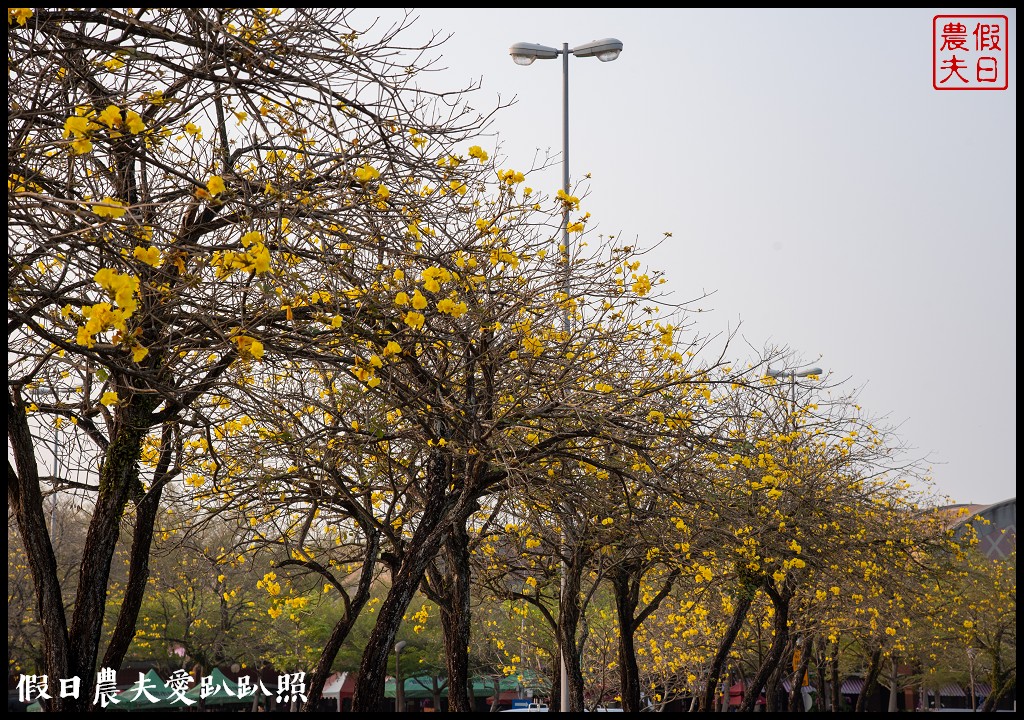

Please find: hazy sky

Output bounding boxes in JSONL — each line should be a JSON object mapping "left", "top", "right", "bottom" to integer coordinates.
{"left": 361, "top": 8, "right": 1016, "bottom": 505}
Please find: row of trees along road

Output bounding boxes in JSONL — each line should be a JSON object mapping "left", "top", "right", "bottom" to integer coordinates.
{"left": 9, "top": 7, "right": 1011, "bottom": 713}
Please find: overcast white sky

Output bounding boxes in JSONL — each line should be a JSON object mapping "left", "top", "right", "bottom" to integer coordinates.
{"left": 364, "top": 8, "right": 1016, "bottom": 506}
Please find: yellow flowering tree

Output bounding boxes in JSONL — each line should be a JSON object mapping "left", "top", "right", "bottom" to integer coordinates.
{"left": 646, "top": 361, "right": 944, "bottom": 712}
{"left": 7, "top": 8, "right": 505, "bottom": 711}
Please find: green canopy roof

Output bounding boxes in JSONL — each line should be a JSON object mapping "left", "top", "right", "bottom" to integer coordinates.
{"left": 184, "top": 667, "right": 249, "bottom": 706}
{"left": 111, "top": 669, "right": 182, "bottom": 711}
{"left": 384, "top": 671, "right": 541, "bottom": 699}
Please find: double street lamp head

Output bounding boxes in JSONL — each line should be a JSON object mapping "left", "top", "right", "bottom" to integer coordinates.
{"left": 509, "top": 38, "right": 623, "bottom": 65}
{"left": 572, "top": 38, "right": 624, "bottom": 61}
{"left": 509, "top": 42, "right": 557, "bottom": 65}
{"left": 767, "top": 366, "right": 823, "bottom": 379}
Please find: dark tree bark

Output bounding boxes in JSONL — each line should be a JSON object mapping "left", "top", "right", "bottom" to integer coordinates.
{"left": 298, "top": 532, "right": 380, "bottom": 712}
{"left": 351, "top": 538, "right": 444, "bottom": 710}
{"left": 550, "top": 655, "right": 561, "bottom": 713}
{"left": 787, "top": 635, "right": 814, "bottom": 712}
{"left": 698, "top": 580, "right": 755, "bottom": 712}
{"left": 830, "top": 642, "right": 841, "bottom": 712}
{"left": 101, "top": 423, "right": 175, "bottom": 670}
{"left": 556, "top": 543, "right": 587, "bottom": 713}
{"left": 10, "top": 385, "right": 158, "bottom": 711}
{"left": 855, "top": 646, "right": 883, "bottom": 713}
{"left": 980, "top": 628, "right": 1014, "bottom": 712}
{"left": 739, "top": 577, "right": 793, "bottom": 712}
{"left": 814, "top": 638, "right": 828, "bottom": 713}
{"left": 352, "top": 451, "right": 468, "bottom": 711}
{"left": 610, "top": 566, "right": 641, "bottom": 713}
{"left": 67, "top": 394, "right": 158, "bottom": 709}
{"left": 611, "top": 562, "right": 679, "bottom": 713}
{"left": 764, "top": 643, "right": 789, "bottom": 713}
{"left": 434, "top": 522, "right": 474, "bottom": 712}
{"left": 70, "top": 397, "right": 157, "bottom": 712}
{"left": 8, "top": 393, "right": 72, "bottom": 711}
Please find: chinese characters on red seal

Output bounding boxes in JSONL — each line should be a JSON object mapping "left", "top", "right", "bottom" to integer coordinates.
{"left": 934, "top": 15, "right": 1009, "bottom": 90}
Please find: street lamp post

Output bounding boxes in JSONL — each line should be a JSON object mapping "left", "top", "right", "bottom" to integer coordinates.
{"left": 966, "top": 647, "right": 977, "bottom": 712}
{"left": 509, "top": 37, "right": 623, "bottom": 714}
{"left": 766, "top": 366, "right": 824, "bottom": 426}
{"left": 394, "top": 640, "right": 407, "bottom": 713}
{"left": 509, "top": 38, "right": 622, "bottom": 333}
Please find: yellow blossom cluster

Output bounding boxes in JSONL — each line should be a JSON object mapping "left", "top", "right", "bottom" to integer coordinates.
{"left": 74, "top": 269, "right": 141, "bottom": 347}
{"left": 94, "top": 197, "right": 128, "bottom": 219}
{"left": 632, "top": 274, "right": 653, "bottom": 296}
{"left": 408, "top": 128, "right": 428, "bottom": 149}
{"left": 8, "top": 7, "right": 33, "bottom": 25}
{"left": 556, "top": 188, "right": 580, "bottom": 211}
{"left": 497, "top": 168, "right": 525, "bottom": 184}
{"left": 94, "top": 268, "right": 140, "bottom": 313}
{"left": 232, "top": 335, "right": 265, "bottom": 360}
{"left": 353, "top": 163, "right": 380, "bottom": 183}
{"left": 420, "top": 266, "right": 451, "bottom": 292}
{"left": 133, "top": 245, "right": 162, "bottom": 267}
{"left": 257, "top": 571, "right": 281, "bottom": 595}
{"left": 63, "top": 104, "right": 145, "bottom": 154}
{"left": 436, "top": 297, "right": 468, "bottom": 317}
{"left": 489, "top": 249, "right": 520, "bottom": 269}
{"left": 210, "top": 230, "right": 272, "bottom": 278}
{"left": 76, "top": 303, "right": 132, "bottom": 347}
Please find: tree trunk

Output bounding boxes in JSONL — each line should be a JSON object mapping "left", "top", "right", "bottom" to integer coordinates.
{"left": 439, "top": 522, "right": 473, "bottom": 712}
{"left": 980, "top": 638, "right": 1010, "bottom": 712}
{"left": 432, "top": 676, "right": 443, "bottom": 713}
{"left": 550, "top": 653, "right": 561, "bottom": 713}
{"left": 557, "top": 545, "right": 586, "bottom": 712}
{"left": 490, "top": 676, "right": 502, "bottom": 712}
{"left": 68, "top": 400, "right": 154, "bottom": 708}
{"left": 351, "top": 536, "right": 447, "bottom": 710}
{"left": 352, "top": 451, "right": 462, "bottom": 711}
{"left": 609, "top": 561, "right": 679, "bottom": 713}
{"left": 830, "top": 644, "right": 841, "bottom": 712}
{"left": 886, "top": 656, "right": 899, "bottom": 712}
{"left": 299, "top": 533, "right": 379, "bottom": 712}
{"left": 764, "top": 646, "right": 787, "bottom": 713}
{"left": 788, "top": 635, "right": 814, "bottom": 712}
{"left": 101, "top": 481, "right": 163, "bottom": 670}
{"left": 609, "top": 567, "right": 641, "bottom": 713}
{"left": 855, "top": 646, "right": 883, "bottom": 712}
{"left": 739, "top": 579, "right": 792, "bottom": 712}
{"left": 102, "top": 424, "right": 173, "bottom": 670}
{"left": 8, "top": 393, "right": 72, "bottom": 711}
{"left": 813, "top": 641, "right": 827, "bottom": 713}
{"left": 981, "top": 675, "right": 1011, "bottom": 713}
{"left": 10, "top": 389, "right": 157, "bottom": 711}
{"left": 699, "top": 585, "right": 755, "bottom": 712}
{"left": 689, "top": 688, "right": 701, "bottom": 712}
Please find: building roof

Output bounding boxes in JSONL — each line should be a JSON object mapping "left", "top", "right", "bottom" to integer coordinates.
{"left": 321, "top": 671, "right": 354, "bottom": 699}
{"left": 935, "top": 498, "right": 1016, "bottom": 560}
{"left": 938, "top": 683, "right": 966, "bottom": 698}
{"left": 840, "top": 677, "right": 865, "bottom": 695}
